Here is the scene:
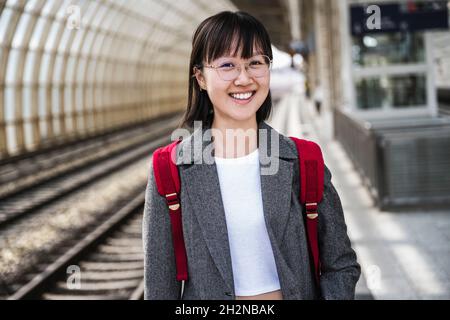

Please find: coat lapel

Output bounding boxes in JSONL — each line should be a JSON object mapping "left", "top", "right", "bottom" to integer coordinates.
{"left": 182, "top": 163, "right": 235, "bottom": 292}
{"left": 175, "top": 121, "right": 299, "bottom": 294}
{"left": 259, "top": 158, "right": 295, "bottom": 245}
{"left": 176, "top": 125, "right": 235, "bottom": 292}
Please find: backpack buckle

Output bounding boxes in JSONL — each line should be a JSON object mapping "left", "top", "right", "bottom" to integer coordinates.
{"left": 165, "top": 193, "right": 180, "bottom": 211}
{"left": 305, "top": 202, "right": 318, "bottom": 219}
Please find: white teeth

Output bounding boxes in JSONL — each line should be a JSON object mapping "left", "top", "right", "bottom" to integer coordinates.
{"left": 230, "top": 92, "right": 254, "bottom": 100}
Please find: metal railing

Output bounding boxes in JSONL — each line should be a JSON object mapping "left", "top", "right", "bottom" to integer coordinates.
{"left": 334, "top": 108, "right": 450, "bottom": 209}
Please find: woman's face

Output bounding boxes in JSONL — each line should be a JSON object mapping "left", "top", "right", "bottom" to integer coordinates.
{"left": 195, "top": 49, "right": 270, "bottom": 126}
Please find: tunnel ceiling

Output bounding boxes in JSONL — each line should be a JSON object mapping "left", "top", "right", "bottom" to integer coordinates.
{"left": 0, "top": 0, "right": 237, "bottom": 156}
{"left": 229, "top": 0, "right": 292, "bottom": 52}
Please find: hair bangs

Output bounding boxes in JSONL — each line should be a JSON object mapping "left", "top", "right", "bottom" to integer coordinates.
{"left": 204, "top": 12, "right": 272, "bottom": 63}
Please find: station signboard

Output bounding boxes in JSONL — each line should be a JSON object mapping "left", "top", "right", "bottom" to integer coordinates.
{"left": 350, "top": 0, "right": 449, "bottom": 35}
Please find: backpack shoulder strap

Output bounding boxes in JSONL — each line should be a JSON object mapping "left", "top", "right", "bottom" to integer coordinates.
{"left": 152, "top": 139, "right": 188, "bottom": 282}
{"left": 289, "top": 136, "right": 324, "bottom": 286}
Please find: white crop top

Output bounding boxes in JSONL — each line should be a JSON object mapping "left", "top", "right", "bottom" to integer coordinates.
{"left": 214, "top": 148, "right": 281, "bottom": 296}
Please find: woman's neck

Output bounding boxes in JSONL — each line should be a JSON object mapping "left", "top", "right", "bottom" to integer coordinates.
{"left": 211, "top": 117, "right": 258, "bottom": 159}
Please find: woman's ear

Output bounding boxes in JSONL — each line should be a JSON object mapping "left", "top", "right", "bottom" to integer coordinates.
{"left": 193, "top": 67, "right": 207, "bottom": 91}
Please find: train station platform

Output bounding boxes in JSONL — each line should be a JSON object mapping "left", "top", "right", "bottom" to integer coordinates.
{"left": 268, "top": 72, "right": 450, "bottom": 300}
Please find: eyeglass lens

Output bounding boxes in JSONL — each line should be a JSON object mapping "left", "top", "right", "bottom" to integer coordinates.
{"left": 214, "top": 55, "right": 271, "bottom": 81}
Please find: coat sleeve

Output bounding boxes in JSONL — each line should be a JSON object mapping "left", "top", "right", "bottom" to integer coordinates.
{"left": 317, "top": 165, "right": 361, "bottom": 300}
{"left": 142, "top": 161, "right": 182, "bottom": 299}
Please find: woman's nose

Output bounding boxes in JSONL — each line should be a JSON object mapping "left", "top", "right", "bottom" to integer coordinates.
{"left": 233, "top": 66, "right": 254, "bottom": 86}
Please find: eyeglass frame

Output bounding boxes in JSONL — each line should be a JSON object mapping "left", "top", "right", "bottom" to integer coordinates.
{"left": 194, "top": 54, "right": 273, "bottom": 81}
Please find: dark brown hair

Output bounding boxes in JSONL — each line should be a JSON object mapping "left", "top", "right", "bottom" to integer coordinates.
{"left": 178, "top": 11, "right": 274, "bottom": 129}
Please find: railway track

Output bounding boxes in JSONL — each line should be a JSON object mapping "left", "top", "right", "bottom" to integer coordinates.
{"left": 0, "top": 114, "right": 184, "bottom": 299}
{"left": 8, "top": 192, "right": 146, "bottom": 300}
{"left": 0, "top": 113, "right": 177, "bottom": 183}
{"left": 0, "top": 114, "right": 180, "bottom": 228}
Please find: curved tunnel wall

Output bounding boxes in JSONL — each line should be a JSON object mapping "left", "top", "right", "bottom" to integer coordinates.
{"left": 0, "top": 0, "right": 236, "bottom": 157}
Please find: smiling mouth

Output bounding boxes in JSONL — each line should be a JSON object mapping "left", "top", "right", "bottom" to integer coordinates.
{"left": 229, "top": 91, "right": 256, "bottom": 100}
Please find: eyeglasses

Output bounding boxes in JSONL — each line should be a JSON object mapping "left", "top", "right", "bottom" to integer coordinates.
{"left": 200, "top": 55, "right": 272, "bottom": 81}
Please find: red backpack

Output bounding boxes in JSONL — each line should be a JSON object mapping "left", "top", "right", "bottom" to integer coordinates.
{"left": 152, "top": 137, "right": 324, "bottom": 287}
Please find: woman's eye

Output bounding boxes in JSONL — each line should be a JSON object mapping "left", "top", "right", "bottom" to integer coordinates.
{"left": 219, "top": 63, "right": 234, "bottom": 68}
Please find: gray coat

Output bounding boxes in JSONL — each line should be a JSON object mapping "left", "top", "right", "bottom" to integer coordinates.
{"left": 143, "top": 121, "right": 360, "bottom": 300}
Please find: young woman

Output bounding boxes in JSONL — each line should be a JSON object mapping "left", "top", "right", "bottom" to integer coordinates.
{"left": 143, "top": 11, "right": 360, "bottom": 300}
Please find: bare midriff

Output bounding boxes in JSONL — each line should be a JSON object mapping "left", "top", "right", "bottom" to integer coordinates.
{"left": 235, "top": 289, "right": 283, "bottom": 300}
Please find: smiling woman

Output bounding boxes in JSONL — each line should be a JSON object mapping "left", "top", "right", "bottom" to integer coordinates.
{"left": 182, "top": 12, "right": 273, "bottom": 128}
{"left": 185, "top": 12, "right": 274, "bottom": 159}
{"left": 143, "top": 10, "right": 361, "bottom": 301}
